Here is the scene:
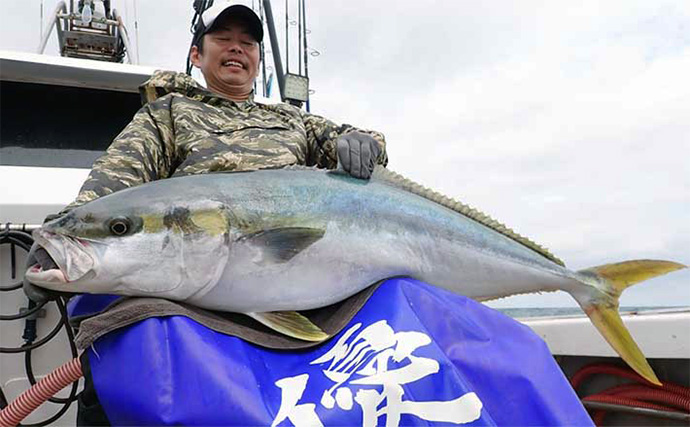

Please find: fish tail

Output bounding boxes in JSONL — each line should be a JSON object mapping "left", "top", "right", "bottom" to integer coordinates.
{"left": 572, "top": 260, "right": 686, "bottom": 385}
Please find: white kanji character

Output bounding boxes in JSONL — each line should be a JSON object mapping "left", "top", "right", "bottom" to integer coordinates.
{"left": 272, "top": 374, "right": 323, "bottom": 427}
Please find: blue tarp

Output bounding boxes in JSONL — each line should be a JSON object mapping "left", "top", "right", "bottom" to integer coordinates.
{"left": 77, "top": 277, "right": 593, "bottom": 426}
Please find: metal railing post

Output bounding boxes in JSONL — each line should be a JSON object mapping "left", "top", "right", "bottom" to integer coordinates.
{"left": 112, "top": 8, "right": 136, "bottom": 64}
{"left": 262, "top": 0, "right": 286, "bottom": 101}
{"left": 37, "top": 1, "right": 67, "bottom": 54}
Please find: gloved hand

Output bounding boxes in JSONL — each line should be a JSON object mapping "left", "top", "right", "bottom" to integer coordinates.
{"left": 336, "top": 131, "right": 382, "bottom": 180}
{"left": 23, "top": 242, "right": 60, "bottom": 303}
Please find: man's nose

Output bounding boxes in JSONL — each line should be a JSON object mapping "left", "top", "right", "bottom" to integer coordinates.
{"left": 225, "top": 40, "right": 244, "bottom": 53}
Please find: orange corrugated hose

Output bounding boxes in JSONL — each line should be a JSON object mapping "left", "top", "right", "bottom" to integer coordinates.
{"left": 571, "top": 363, "right": 690, "bottom": 426}
{"left": 0, "top": 357, "right": 83, "bottom": 427}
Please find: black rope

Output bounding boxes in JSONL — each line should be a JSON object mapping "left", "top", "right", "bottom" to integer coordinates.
{"left": 0, "top": 230, "right": 45, "bottom": 321}
{"left": 15, "top": 299, "right": 79, "bottom": 426}
{"left": 11, "top": 240, "right": 16, "bottom": 279}
{"left": 0, "top": 281, "right": 23, "bottom": 292}
{"left": 0, "top": 229, "right": 33, "bottom": 293}
{"left": 0, "top": 301, "right": 48, "bottom": 322}
{"left": 0, "top": 386, "right": 7, "bottom": 409}
{"left": 0, "top": 228, "right": 80, "bottom": 426}
{"left": 24, "top": 298, "right": 79, "bottom": 405}
{"left": 0, "top": 312, "right": 64, "bottom": 354}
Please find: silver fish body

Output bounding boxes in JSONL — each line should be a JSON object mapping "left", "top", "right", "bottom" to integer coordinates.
{"left": 192, "top": 170, "right": 577, "bottom": 312}
{"left": 25, "top": 166, "right": 686, "bottom": 384}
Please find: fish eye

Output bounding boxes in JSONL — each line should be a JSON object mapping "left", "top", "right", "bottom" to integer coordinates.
{"left": 108, "top": 217, "right": 131, "bottom": 236}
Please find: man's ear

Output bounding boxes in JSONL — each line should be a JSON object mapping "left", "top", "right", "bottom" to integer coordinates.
{"left": 190, "top": 45, "right": 202, "bottom": 68}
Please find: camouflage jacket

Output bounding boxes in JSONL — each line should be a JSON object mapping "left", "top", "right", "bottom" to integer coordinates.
{"left": 60, "top": 70, "right": 387, "bottom": 214}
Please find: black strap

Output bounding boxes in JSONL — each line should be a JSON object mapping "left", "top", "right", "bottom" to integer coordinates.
{"left": 76, "top": 351, "right": 111, "bottom": 426}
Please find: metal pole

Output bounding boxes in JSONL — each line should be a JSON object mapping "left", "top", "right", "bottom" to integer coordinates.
{"left": 40, "top": 0, "right": 44, "bottom": 42}
{"left": 112, "top": 9, "right": 136, "bottom": 64}
{"left": 301, "top": 0, "right": 308, "bottom": 79}
{"left": 301, "top": 0, "right": 309, "bottom": 111}
{"left": 37, "top": 1, "right": 67, "bottom": 54}
{"left": 133, "top": 0, "right": 141, "bottom": 64}
{"left": 582, "top": 401, "right": 690, "bottom": 421}
{"left": 297, "top": 0, "right": 301, "bottom": 75}
{"left": 1, "top": 224, "right": 42, "bottom": 233}
{"left": 262, "top": 0, "right": 285, "bottom": 100}
{"left": 259, "top": 0, "right": 267, "bottom": 97}
{"left": 284, "top": 0, "right": 289, "bottom": 74}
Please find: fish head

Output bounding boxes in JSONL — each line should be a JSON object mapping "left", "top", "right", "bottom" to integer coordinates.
{"left": 25, "top": 197, "right": 231, "bottom": 299}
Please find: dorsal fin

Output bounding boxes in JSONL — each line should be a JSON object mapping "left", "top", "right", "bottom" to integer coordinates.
{"left": 371, "top": 167, "right": 565, "bottom": 266}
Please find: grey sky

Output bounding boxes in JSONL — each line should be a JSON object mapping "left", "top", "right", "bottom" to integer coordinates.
{"left": 1, "top": 0, "right": 688, "bottom": 308}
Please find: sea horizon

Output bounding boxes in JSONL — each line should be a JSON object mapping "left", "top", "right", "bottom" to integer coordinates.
{"left": 497, "top": 306, "right": 689, "bottom": 319}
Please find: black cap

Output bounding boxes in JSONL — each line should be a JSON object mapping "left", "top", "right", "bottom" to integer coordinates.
{"left": 194, "top": 1, "right": 263, "bottom": 45}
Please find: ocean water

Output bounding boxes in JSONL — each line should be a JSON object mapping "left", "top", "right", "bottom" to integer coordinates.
{"left": 496, "top": 306, "right": 689, "bottom": 319}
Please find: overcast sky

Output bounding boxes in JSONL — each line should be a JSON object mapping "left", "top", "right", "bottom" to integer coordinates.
{"left": 1, "top": 0, "right": 688, "bottom": 308}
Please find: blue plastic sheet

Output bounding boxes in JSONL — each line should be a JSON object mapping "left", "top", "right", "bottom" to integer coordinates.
{"left": 68, "top": 294, "right": 121, "bottom": 318}
{"left": 81, "top": 277, "right": 593, "bottom": 426}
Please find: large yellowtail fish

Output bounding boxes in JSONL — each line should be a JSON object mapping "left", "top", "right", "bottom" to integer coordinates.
{"left": 25, "top": 166, "right": 685, "bottom": 385}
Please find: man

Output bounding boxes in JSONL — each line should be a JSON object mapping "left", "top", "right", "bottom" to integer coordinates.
{"left": 56, "top": 1, "right": 387, "bottom": 217}
{"left": 24, "top": 0, "right": 388, "bottom": 327}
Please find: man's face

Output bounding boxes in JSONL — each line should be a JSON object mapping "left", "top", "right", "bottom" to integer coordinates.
{"left": 190, "top": 17, "right": 260, "bottom": 99}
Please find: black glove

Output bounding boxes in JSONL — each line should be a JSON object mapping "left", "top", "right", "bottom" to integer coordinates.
{"left": 23, "top": 243, "right": 60, "bottom": 303}
{"left": 336, "top": 131, "right": 382, "bottom": 180}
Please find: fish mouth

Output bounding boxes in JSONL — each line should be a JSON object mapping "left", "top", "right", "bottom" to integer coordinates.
{"left": 25, "top": 230, "right": 96, "bottom": 287}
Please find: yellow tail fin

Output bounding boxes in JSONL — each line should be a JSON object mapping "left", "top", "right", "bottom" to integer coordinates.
{"left": 575, "top": 260, "right": 686, "bottom": 386}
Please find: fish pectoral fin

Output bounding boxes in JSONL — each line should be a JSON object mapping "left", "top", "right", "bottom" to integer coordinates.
{"left": 244, "top": 227, "right": 325, "bottom": 263}
{"left": 247, "top": 311, "right": 330, "bottom": 342}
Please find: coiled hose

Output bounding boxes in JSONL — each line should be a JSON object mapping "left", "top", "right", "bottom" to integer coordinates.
{"left": 572, "top": 363, "right": 690, "bottom": 425}
{"left": 0, "top": 357, "right": 83, "bottom": 427}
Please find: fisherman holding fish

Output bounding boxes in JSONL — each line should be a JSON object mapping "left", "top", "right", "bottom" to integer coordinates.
{"left": 22, "top": 0, "right": 686, "bottom": 398}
